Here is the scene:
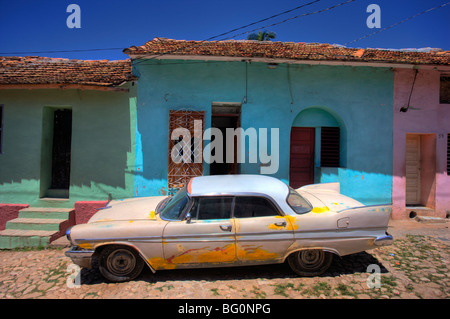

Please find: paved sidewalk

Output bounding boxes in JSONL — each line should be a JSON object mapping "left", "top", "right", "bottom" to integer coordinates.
{"left": 0, "top": 219, "right": 448, "bottom": 299}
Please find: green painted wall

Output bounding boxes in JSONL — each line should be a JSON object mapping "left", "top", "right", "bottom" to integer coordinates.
{"left": 0, "top": 84, "right": 137, "bottom": 207}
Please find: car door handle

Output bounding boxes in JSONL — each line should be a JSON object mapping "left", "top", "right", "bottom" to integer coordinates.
{"left": 274, "top": 221, "right": 287, "bottom": 227}
{"left": 220, "top": 225, "right": 232, "bottom": 232}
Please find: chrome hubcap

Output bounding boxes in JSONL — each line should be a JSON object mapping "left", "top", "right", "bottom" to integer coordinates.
{"left": 107, "top": 249, "right": 136, "bottom": 276}
{"left": 298, "top": 250, "right": 325, "bottom": 269}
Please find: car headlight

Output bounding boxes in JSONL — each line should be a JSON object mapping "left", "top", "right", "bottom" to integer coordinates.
{"left": 66, "top": 227, "right": 76, "bottom": 246}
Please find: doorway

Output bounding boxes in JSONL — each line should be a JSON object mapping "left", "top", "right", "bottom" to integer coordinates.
{"left": 405, "top": 134, "right": 436, "bottom": 208}
{"left": 40, "top": 108, "right": 72, "bottom": 199}
{"left": 289, "top": 127, "right": 315, "bottom": 189}
{"left": 210, "top": 103, "right": 241, "bottom": 175}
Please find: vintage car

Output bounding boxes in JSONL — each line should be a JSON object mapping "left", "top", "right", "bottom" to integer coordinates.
{"left": 65, "top": 174, "right": 393, "bottom": 282}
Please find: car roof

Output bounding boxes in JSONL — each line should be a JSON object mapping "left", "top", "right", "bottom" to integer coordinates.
{"left": 188, "top": 174, "right": 289, "bottom": 200}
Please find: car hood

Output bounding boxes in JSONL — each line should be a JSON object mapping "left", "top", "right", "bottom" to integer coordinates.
{"left": 88, "top": 196, "right": 168, "bottom": 223}
{"left": 298, "top": 183, "right": 364, "bottom": 212}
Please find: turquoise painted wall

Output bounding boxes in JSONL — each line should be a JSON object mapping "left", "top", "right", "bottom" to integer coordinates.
{"left": 0, "top": 84, "right": 137, "bottom": 207}
{"left": 134, "top": 60, "right": 393, "bottom": 205}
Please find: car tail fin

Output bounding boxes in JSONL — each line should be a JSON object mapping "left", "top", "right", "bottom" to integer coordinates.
{"left": 298, "top": 182, "right": 340, "bottom": 194}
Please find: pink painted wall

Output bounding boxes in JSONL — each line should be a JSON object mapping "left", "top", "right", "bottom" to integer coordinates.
{"left": 393, "top": 68, "right": 450, "bottom": 219}
{"left": 74, "top": 201, "right": 108, "bottom": 224}
{"left": 0, "top": 204, "right": 29, "bottom": 230}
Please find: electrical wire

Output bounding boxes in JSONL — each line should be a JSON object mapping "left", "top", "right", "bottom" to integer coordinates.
{"left": 133, "top": 0, "right": 359, "bottom": 67}
{"left": 345, "top": 1, "right": 450, "bottom": 46}
{"left": 0, "top": 0, "right": 322, "bottom": 56}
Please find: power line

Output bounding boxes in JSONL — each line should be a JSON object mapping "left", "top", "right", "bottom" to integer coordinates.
{"left": 204, "top": 0, "right": 321, "bottom": 41}
{"left": 0, "top": 0, "right": 322, "bottom": 56}
{"left": 344, "top": 1, "right": 450, "bottom": 46}
{"left": 133, "top": 0, "right": 358, "bottom": 66}
{"left": 221, "top": 0, "right": 357, "bottom": 41}
{"left": 0, "top": 47, "right": 124, "bottom": 55}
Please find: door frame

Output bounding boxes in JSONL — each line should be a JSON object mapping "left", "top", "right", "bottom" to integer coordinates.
{"left": 39, "top": 106, "right": 72, "bottom": 199}
{"left": 289, "top": 127, "right": 315, "bottom": 189}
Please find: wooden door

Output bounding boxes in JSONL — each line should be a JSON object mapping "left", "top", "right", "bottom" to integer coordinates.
{"left": 289, "top": 127, "right": 315, "bottom": 189}
{"left": 405, "top": 135, "right": 421, "bottom": 205}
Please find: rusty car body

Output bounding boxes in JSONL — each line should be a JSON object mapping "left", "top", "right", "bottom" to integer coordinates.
{"left": 65, "top": 175, "right": 393, "bottom": 282}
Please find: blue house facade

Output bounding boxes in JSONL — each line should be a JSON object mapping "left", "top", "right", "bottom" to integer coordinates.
{"left": 125, "top": 39, "right": 395, "bottom": 205}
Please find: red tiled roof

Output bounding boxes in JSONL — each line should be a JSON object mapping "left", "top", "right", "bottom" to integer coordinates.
{"left": 0, "top": 56, "right": 136, "bottom": 86}
{"left": 124, "top": 38, "right": 450, "bottom": 65}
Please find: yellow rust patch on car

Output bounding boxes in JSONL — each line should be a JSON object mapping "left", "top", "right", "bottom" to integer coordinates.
{"left": 311, "top": 206, "right": 330, "bottom": 214}
{"left": 268, "top": 215, "right": 298, "bottom": 230}
{"left": 78, "top": 243, "right": 93, "bottom": 250}
{"left": 150, "top": 244, "right": 236, "bottom": 269}
{"left": 237, "top": 244, "right": 278, "bottom": 261}
{"left": 148, "top": 257, "right": 177, "bottom": 270}
{"left": 149, "top": 243, "right": 279, "bottom": 269}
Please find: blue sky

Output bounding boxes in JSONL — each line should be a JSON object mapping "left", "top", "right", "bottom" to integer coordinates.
{"left": 0, "top": 0, "right": 449, "bottom": 60}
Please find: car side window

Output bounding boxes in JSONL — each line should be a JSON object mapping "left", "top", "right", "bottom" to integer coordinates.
{"left": 234, "top": 196, "right": 280, "bottom": 218}
{"left": 190, "top": 197, "right": 233, "bottom": 220}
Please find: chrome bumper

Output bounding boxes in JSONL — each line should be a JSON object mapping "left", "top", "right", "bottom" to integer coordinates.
{"left": 374, "top": 233, "right": 394, "bottom": 246}
{"left": 65, "top": 246, "right": 95, "bottom": 268}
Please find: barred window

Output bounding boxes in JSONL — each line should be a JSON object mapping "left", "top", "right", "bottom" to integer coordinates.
{"left": 440, "top": 76, "right": 450, "bottom": 104}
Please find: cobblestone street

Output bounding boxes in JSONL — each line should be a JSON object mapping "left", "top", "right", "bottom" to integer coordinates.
{"left": 0, "top": 220, "right": 448, "bottom": 300}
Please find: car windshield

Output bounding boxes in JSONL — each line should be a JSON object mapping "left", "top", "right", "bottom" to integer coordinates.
{"left": 159, "top": 187, "right": 189, "bottom": 220}
{"left": 287, "top": 187, "right": 312, "bottom": 214}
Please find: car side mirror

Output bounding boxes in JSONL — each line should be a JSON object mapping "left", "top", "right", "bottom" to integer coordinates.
{"left": 185, "top": 212, "right": 192, "bottom": 224}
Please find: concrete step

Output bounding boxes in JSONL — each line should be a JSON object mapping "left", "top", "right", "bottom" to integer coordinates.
{"left": 0, "top": 229, "right": 54, "bottom": 249}
{"left": 18, "top": 207, "right": 73, "bottom": 220}
{"left": 0, "top": 207, "right": 74, "bottom": 249}
{"left": 6, "top": 218, "right": 65, "bottom": 231}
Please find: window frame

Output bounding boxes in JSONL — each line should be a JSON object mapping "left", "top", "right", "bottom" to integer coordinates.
{"left": 185, "top": 194, "right": 285, "bottom": 221}
{"left": 232, "top": 195, "right": 283, "bottom": 219}
{"left": 286, "top": 187, "right": 313, "bottom": 215}
{"left": 440, "top": 76, "right": 450, "bottom": 104}
{"left": 320, "top": 126, "right": 340, "bottom": 168}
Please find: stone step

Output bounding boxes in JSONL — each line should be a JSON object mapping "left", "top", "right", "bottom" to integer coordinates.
{"left": 0, "top": 229, "right": 55, "bottom": 249}
{"left": 0, "top": 207, "right": 75, "bottom": 249}
{"left": 18, "top": 207, "right": 73, "bottom": 219}
{"left": 6, "top": 218, "right": 65, "bottom": 231}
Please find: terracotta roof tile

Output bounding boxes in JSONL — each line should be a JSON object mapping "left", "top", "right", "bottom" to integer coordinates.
{"left": 124, "top": 38, "right": 450, "bottom": 65}
{"left": 0, "top": 56, "right": 136, "bottom": 86}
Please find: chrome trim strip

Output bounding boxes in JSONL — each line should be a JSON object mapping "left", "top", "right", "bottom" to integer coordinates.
{"left": 76, "top": 236, "right": 162, "bottom": 243}
{"left": 336, "top": 203, "right": 392, "bottom": 213}
{"left": 236, "top": 231, "right": 293, "bottom": 237}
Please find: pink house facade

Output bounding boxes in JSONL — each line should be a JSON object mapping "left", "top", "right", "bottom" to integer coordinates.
{"left": 393, "top": 67, "right": 450, "bottom": 219}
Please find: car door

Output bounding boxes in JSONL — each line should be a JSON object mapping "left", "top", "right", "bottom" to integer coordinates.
{"left": 233, "top": 196, "right": 295, "bottom": 264}
{"left": 162, "top": 196, "right": 236, "bottom": 267}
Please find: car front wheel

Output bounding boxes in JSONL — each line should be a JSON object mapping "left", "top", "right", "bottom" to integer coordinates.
{"left": 288, "top": 249, "right": 333, "bottom": 277}
{"left": 98, "top": 245, "right": 145, "bottom": 282}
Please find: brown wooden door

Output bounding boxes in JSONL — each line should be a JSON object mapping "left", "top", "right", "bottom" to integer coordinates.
{"left": 289, "top": 127, "right": 315, "bottom": 189}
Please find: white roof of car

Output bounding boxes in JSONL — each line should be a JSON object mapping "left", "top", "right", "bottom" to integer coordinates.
{"left": 188, "top": 174, "right": 290, "bottom": 200}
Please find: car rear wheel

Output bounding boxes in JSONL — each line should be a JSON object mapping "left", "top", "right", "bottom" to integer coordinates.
{"left": 288, "top": 249, "right": 333, "bottom": 277}
{"left": 98, "top": 245, "right": 145, "bottom": 282}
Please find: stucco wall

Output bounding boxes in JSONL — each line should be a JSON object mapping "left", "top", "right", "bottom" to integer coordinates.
{"left": 0, "top": 84, "right": 137, "bottom": 207}
{"left": 134, "top": 60, "right": 393, "bottom": 205}
{"left": 393, "top": 68, "right": 450, "bottom": 219}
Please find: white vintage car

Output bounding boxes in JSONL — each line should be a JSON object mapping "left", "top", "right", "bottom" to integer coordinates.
{"left": 65, "top": 175, "right": 393, "bottom": 282}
